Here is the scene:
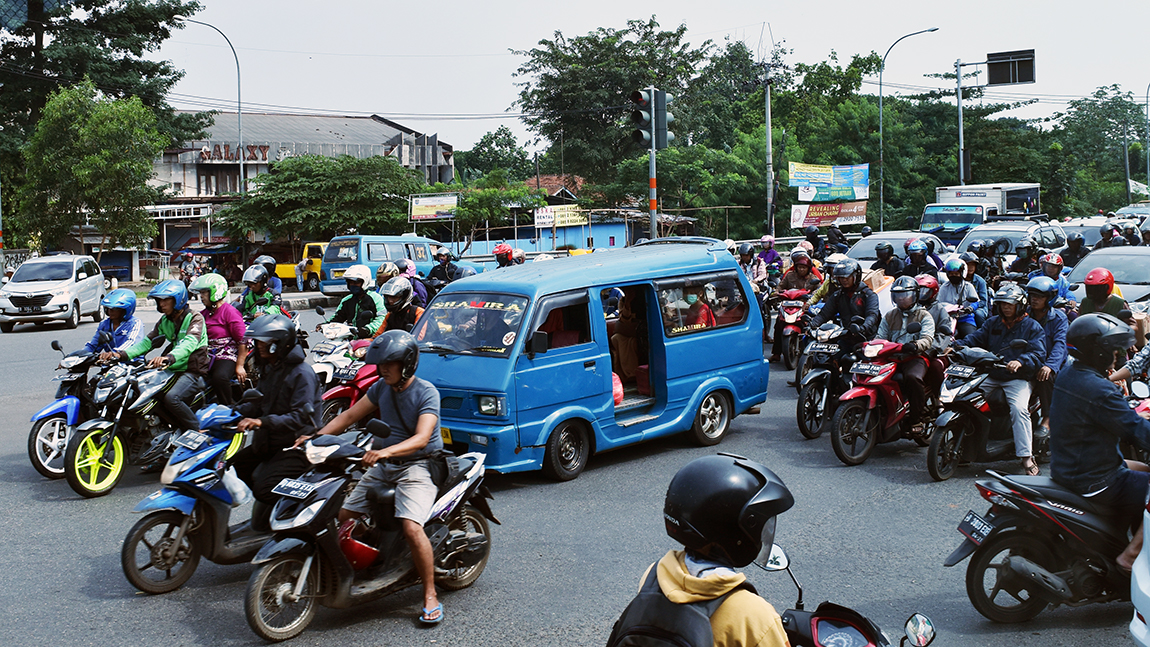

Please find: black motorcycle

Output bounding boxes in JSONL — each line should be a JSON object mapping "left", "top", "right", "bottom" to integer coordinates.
{"left": 796, "top": 322, "right": 856, "bottom": 439}
{"left": 944, "top": 469, "right": 1133, "bottom": 622}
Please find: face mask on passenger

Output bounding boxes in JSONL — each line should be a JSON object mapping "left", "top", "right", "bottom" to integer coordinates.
{"left": 686, "top": 294, "right": 698, "bottom": 305}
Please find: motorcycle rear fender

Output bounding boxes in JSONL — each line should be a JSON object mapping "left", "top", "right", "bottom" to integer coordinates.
{"left": 839, "top": 386, "right": 876, "bottom": 408}
{"left": 252, "top": 536, "right": 314, "bottom": 565}
{"left": 322, "top": 383, "right": 359, "bottom": 405}
{"left": 133, "top": 488, "right": 196, "bottom": 515}
{"left": 943, "top": 510, "right": 1018, "bottom": 566}
{"left": 943, "top": 538, "right": 978, "bottom": 567}
{"left": 31, "top": 395, "right": 81, "bottom": 425}
{"left": 800, "top": 368, "right": 830, "bottom": 388}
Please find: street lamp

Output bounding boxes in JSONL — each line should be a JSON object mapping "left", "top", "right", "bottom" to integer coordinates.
{"left": 879, "top": 27, "right": 938, "bottom": 231}
{"left": 181, "top": 18, "right": 244, "bottom": 194}
{"left": 1145, "top": 82, "right": 1149, "bottom": 194}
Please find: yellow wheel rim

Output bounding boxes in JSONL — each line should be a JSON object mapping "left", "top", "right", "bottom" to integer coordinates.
{"left": 224, "top": 432, "right": 245, "bottom": 460}
{"left": 74, "top": 432, "right": 124, "bottom": 492}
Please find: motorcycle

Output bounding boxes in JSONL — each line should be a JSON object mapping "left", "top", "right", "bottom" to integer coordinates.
{"left": 790, "top": 300, "right": 826, "bottom": 392}
{"left": 28, "top": 339, "right": 106, "bottom": 478}
{"left": 63, "top": 359, "right": 205, "bottom": 498}
{"left": 763, "top": 544, "right": 937, "bottom": 646}
{"left": 308, "top": 307, "right": 358, "bottom": 389}
{"left": 243, "top": 422, "right": 497, "bottom": 641}
{"left": 121, "top": 391, "right": 266, "bottom": 594}
{"left": 829, "top": 327, "right": 934, "bottom": 466}
{"left": 769, "top": 288, "right": 811, "bottom": 370}
{"left": 320, "top": 342, "right": 379, "bottom": 430}
{"left": 943, "top": 469, "right": 1133, "bottom": 623}
{"left": 926, "top": 342, "right": 1042, "bottom": 482}
{"left": 795, "top": 321, "right": 856, "bottom": 439}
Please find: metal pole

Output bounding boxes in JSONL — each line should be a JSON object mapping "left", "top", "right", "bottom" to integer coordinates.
{"left": 1145, "top": 83, "right": 1149, "bottom": 192}
{"left": 1125, "top": 120, "right": 1133, "bottom": 205}
{"left": 764, "top": 69, "right": 775, "bottom": 237}
{"left": 956, "top": 58, "right": 965, "bottom": 185}
{"left": 649, "top": 85, "right": 658, "bottom": 238}
{"left": 879, "top": 29, "right": 936, "bottom": 233}
{"left": 183, "top": 19, "right": 243, "bottom": 194}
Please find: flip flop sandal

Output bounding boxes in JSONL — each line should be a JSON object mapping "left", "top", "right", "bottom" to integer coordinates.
{"left": 420, "top": 603, "right": 444, "bottom": 625}
{"left": 1021, "top": 458, "right": 1040, "bottom": 476}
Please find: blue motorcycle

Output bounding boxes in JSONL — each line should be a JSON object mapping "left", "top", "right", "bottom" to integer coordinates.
{"left": 28, "top": 340, "right": 104, "bottom": 479}
{"left": 121, "top": 393, "right": 269, "bottom": 594}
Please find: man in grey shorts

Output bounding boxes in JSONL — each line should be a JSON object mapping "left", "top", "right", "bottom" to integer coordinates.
{"left": 299, "top": 330, "right": 445, "bottom": 624}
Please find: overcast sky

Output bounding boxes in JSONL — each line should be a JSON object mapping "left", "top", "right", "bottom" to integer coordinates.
{"left": 153, "top": 0, "right": 1150, "bottom": 152}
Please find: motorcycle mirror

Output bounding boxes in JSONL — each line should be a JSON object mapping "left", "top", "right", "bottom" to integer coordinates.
{"left": 902, "top": 613, "right": 936, "bottom": 647}
{"left": 1068, "top": 283, "right": 1080, "bottom": 292}
{"left": 1132, "top": 381, "right": 1150, "bottom": 399}
{"left": 967, "top": 295, "right": 980, "bottom": 303}
{"left": 99, "top": 331, "right": 113, "bottom": 346}
{"left": 241, "top": 388, "right": 263, "bottom": 403}
{"left": 906, "top": 321, "right": 922, "bottom": 335}
{"left": 759, "top": 544, "right": 789, "bottom": 571}
{"left": 256, "top": 296, "right": 270, "bottom": 307}
{"left": 51, "top": 340, "right": 63, "bottom": 353}
{"left": 1009, "top": 339, "right": 1028, "bottom": 350}
{"left": 1119, "top": 309, "right": 1134, "bottom": 323}
{"left": 355, "top": 310, "right": 376, "bottom": 328}
{"left": 365, "top": 418, "right": 392, "bottom": 439}
{"left": 315, "top": 306, "right": 326, "bottom": 316}
{"left": 302, "top": 402, "right": 314, "bottom": 415}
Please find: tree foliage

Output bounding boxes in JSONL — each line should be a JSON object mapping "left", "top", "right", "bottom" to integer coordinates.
{"left": 17, "top": 79, "right": 167, "bottom": 261}
{"left": 454, "top": 126, "right": 533, "bottom": 181}
{"left": 426, "top": 169, "right": 546, "bottom": 254}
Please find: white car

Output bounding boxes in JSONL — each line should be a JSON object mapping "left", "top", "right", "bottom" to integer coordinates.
{"left": 0, "top": 254, "right": 107, "bottom": 332}
{"left": 1133, "top": 505, "right": 1150, "bottom": 646}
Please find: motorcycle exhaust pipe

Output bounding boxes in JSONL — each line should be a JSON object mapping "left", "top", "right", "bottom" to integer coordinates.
{"left": 1006, "top": 555, "right": 1073, "bottom": 603}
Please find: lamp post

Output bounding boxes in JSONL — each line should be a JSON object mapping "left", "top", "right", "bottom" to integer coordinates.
{"left": 1145, "top": 82, "right": 1149, "bottom": 194}
{"left": 879, "top": 27, "right": 938, "bottom": 231}
{"left": 181, "top": 18, "right": 244, "bottom": 194}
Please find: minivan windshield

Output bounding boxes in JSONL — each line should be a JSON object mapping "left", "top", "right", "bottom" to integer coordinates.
{"left": 324, "top": 239, "right": 358, "bottom": 263}
{"left": 11, "top": 261, "right": 72, "bottom": 282}
{"left": 415, "top": 292, "right": 529, "bottom": 357}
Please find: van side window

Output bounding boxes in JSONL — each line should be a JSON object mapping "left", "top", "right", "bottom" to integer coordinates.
{"left": 408, "top": 244, "right": 429, "bottom": 262}
{"left": 532, "top": 292, "right": 592, "bottom": 349}
{"left": 367, "top": 243, "right": 389, "bottom": 262}
{"left": 657, "top": 273, "right": 748, "bottom": 337}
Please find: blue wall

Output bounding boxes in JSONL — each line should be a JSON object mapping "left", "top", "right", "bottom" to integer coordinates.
{"left": 458, "top": 222, "right": 631, "bottom": 257}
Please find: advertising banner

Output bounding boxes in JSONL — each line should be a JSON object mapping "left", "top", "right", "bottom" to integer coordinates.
{"left": 790, "top": 201, "right": 868, "bottom": 228}
{"left": 534, "top": 204, "right": 587, "bottom": 228}
{"left": 410, "top": 194, "right": 459, "bottom": 221}
{"left": 797, "top": 185, "right": 869, "bottom": 202}
{"left": 788, "top": 162, "right": 870, "bottom": 188}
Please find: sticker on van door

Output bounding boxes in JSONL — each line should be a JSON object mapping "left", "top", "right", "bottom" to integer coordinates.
{"left": 502, "top": 332, "right": 516, "bottom": 346}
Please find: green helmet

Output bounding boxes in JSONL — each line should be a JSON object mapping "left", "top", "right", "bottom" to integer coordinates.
{"left": 189, "top": 272, "right": 229, "bottom": 303}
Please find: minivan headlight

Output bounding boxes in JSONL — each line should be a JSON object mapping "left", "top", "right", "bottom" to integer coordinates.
{"left": 477, "top": 395, "right": 505, "bottom": 416}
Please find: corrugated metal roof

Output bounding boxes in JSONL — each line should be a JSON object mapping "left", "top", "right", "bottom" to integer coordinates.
{"left": 189, "top": 112, "right": 404, "bottom": 146}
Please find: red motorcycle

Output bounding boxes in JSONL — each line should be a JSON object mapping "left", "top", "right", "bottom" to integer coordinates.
{"left": 768, "top": 288, "right": 810, "bottom": 370}
{"left": 829, "top": 334, "right": 934, "bottom": 466}
{"left": 320, "top": 339, "right": 379, "bottom": 430}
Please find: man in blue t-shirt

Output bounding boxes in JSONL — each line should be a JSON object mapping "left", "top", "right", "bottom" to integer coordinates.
{"left": 302, "top": 330, "right": 444, "bottom": 624}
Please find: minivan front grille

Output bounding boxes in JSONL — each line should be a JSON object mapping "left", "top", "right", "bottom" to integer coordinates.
{"left": 440, "top": 396, "right": 463, "bottom": 410}
{"left": 10, "top": 294, "right": 52, "bottom": 308}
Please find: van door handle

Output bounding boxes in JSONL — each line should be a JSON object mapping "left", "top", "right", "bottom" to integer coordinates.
{"left": 583, "top": 360, "right": 596, "bottom": 369}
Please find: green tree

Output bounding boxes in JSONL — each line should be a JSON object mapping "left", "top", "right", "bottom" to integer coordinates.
{"left": 17, "top": 79, "right": 167, "bottom": 261}
{"left": 454, "top": 126, "right": 533, "bottom": 181}
{"left": 678, "top": 39, "right": 761, "bottom": 149}
{"left": 512, "top": 17, "right": 710, "bottom": 183}
{"left": 220, "top": 155, "right": 428, "bottom": 241}
{"left": 425, "top": 169, "right": 546, "bottom": 253}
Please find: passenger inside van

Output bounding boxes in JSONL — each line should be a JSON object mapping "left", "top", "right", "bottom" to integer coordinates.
{"left": 610, "top": 287, "right": 647, "bottom": 381}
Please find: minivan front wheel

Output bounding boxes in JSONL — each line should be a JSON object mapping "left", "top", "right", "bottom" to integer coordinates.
{"left": 65, "top": 301, "right": 80, "bottom": 329}
{"left": 542, "top": 421, "right": 589, "bottom": 481}
{"left": 691, "top": 391, "right": 731, "bottom": 446}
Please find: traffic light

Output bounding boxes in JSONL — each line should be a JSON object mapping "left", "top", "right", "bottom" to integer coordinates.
{"left": 655, "top": 90, "right": 674, "bottom": 150}
{"left": 629, "top": 89, "right": 653, "bottom": 146}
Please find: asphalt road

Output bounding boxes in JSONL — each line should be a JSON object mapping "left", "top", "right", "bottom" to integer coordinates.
{"left": 0, "top": 307, "right": 1135, "bottom": 646}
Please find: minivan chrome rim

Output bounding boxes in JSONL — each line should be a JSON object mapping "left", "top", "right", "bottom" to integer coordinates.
{"left": 698, "top": 394, "right": 728, "bottom": 439}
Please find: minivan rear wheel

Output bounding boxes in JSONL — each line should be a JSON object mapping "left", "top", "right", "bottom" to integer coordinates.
{"left": 65, "top": 301, "right": 80, "bottom": 329}
{"left": 542, "top": 421, "right": 589, "bottom": 481}
{"left": 691, "top": 391, "right": 731, "bottom": 446}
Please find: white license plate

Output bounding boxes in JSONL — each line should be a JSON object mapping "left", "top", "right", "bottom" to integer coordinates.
{"left": 781, "top": 300, "right": 804, "bottom": 308}
{"left": 851, "top": 363, "right": 884, "bottom": 376}
{"left": 272, "top": 478, "right": 318, "bottom": 499}
{"left": 809, "top": 342, "right": 838, "bottom": 353}
{"left": 334, "top": 361, "right": 364, "bottom": 381}
{"left": 312, "top": 341, "right": 338, "bottom": 355}
{"left": 19, "top": 306, "right": 41, "bottom": 313}
{"left": 946, "top": 365, "right": 976, "bottom": 378}
{"left": 957, "top": 509, "right": 994, "bottom": 545}
{"left": 174, "top": 430, "right": 208, "bottom": 450}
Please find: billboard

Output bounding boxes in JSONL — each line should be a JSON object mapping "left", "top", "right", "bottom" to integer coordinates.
{"left": 534, "top": 204, "right": 587, "bottom": 228}
{"left": 797, "top": 185, "right": 869, "bottom": 202}
{"left": 788, "top": 162, "right": 870, "bottom": 188}
{"left": 410, "top": 194, "right": 459, "bottom": 221}
{"left": 790, "top": 201, "right": 868, "bottom": 228}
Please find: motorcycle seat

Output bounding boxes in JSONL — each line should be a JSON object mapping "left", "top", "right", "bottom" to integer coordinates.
{"left": 365, "top": 483, "right": 399, "bottom": 528}
{"left": 436, "top": 456, "right": 476, "bottom": 496}
{"left": 993, "top": 472, "right": 1112, "bottom": 516}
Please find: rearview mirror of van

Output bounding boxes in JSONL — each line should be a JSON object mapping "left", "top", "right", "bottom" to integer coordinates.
{"left": 529, "top": 331, "right": 549, "bottom": 357}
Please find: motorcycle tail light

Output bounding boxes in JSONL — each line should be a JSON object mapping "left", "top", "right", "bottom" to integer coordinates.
{"left": 977, "top": 483, "right": 1018, "bottom": 510}
{"left": 977, "top": 399, "right": 990, "bottom": 413}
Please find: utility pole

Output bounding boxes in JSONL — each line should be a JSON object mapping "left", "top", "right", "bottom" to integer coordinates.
{"left": 764, "top": 65, "right": 775, "bottom": 238}
{"left": 1125, "top": 119, "right": 1133, "bottom": 205}
{"left": 649, "top": 86, "right": 658, "bottom": 237}
{"left": 956, "top": 59, "right": 965, "bottom": 185}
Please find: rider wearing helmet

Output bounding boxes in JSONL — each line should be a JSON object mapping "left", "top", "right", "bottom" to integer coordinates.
{"left": 81, "top": 289, "right": 146, "bottom": 355}
{"left": 805, "top": 253, "right": 848, "bottom": 307}
{"left": 757, "top": 235, "right": 782, "bottom": 273}
{"left": 607, "top": 454, "right": 793, "bottom": 647}
{"left": 916, "top": 274, "right": 953, "bottom": 353}
{"left": 803, "top": 225, "right": 826, "bottom": 261}
{"left": 178, "top": 252, "right": 197, "bottom": 287}
{"left": 321, "top": 264, "right": 386, "bottom": 339}
{"left": 1028, "top": 253, "right": 1076, "bottom": 305}
{"left": 231, "top": 314, "right": 319, "bottom": 517}
{"left": 1123, "top": 223, "right": 1142, "bottom": 247}
{"left": 900, "top": 239, "right": 938, "bottom": 278}
{"left": 1095, "top": 223, "right": 1119, "bottom": 251}
{"left": 375, "top": 277, "right": 424, "bottom": 334}
{"left": 512, "top": 248, "right": 527, "bottom": 265}
{"left": 860, "top": 225, "right": 873, "bottom": 238}
{"left": 870, "top": 241, "right": 905, "bottom": 276}
{"left": 395, "top": 258, "right": 428, "bottom": 308}
{"left": 951, "top": 283, "right": 1047, "bottom": 476}
{"left": 960, "top": 251, "right": 990, "bottom": 326}
{"left": 876, "top": 276, "right": 936, "bottom": 427}
{"left": 1061, "top": 232, "right": 1090, "bottom": 268}
{"left": 1111, "top": 235, "right": 1130, "bottom": 247}
{"left": 826, "top": 223, "right": 848, "bottom": 253}
{"left": 737, "top": 243, "right": 767, "bottom": 293}
{"left": 1007, "top": 237, "right": 1040, "bottom": 275}
{"left": 1026, "top": 276, "right": 1069, "bottom": 450}
{"left": 1080, "top": 267, "right": 1128, "bottom": 317}
{"left": 1051, "top": 313, "right": 1150, "bottom": 571}
{"left": 375, "top": 261, "right": 400, "bottom": 288}
{"left": 190, "top": 273, "right": 248, "bottom": 405}
{"left": 428, "top": 248, "right": 458, "bottom": 285}
{"left": 724, "top": 239, "right": 738, "bottom": 256}
{"left": 808, "top": 257, "right": 880, "bottom": 342}
{"left": 111, "top": 280, "right": 209, "bottom": 456}
{"left": 493, "top": 242, "right": 515, "bottom": 268}
{"left": 239, "top": 265, "right": 283, "bottom": 320}
{"left": 977, "top": 238, "right": 1004, "bottom": 284}
{"left": 305, "top": 330, "right": 445, "bottom": 624}
{"left": 252, "top": 254, "right": 283, "bottom": 295}
{"left": 938, "top": 257, "right": 979, "bottom": 339}
{"left": 769, "top": 251, "right": 822, "bottom": 362}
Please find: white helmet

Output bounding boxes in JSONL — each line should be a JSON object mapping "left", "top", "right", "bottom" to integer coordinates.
{"left": 724, "top": 238, "right": 737, "bottom": 253}
{"left": 343, "top": 264, "right": 373, "bottom": 288}
{"left": 533, "top": 253, "right": 555, "bottom": 263}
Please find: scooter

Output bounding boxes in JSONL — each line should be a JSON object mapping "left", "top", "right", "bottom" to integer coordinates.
{"left": 320, "top": 341, "right": 379, "bottom": 429}
{"left": 121, "top": 391, "right": 267, "bottom": 594}
{"left": 790, "top": 300, "right": 825, "bottom": 391}
{"left": 763, "top": 544, "right": 937, "bottom": 647}
{"left": 28, "top": 339, "right": 105, "bottom": 478}
{"left": 768, "top": 288, "right": 810, "bottom": 370}
{"left": 243, "top": 422, "right": 497, "bottom": 642}
{"left": 943, "top": 469, "right": 1134, "bottom": 623}
{"left": 308, "top": 306, "right": 358, "bottom": 388}
{"left": 926, "top": 342, "right": 1041, "bottom": 482}
{"left": 795, "top": 321, "right": 856, "bottom": 439}
{"left": 829, "top": 328, "right": 934, "bottom": 466}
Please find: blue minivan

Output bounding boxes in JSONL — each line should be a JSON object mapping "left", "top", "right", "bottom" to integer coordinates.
{"left": 319, "top": 234, "right": 482, "bottom": 295}
{"left": 410, "top": 238, "right": 769, "bottom": 480}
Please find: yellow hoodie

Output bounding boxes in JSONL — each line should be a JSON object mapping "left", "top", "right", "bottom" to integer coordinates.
{"left": 648, "top": 550, "right": 790, "bottom": 647}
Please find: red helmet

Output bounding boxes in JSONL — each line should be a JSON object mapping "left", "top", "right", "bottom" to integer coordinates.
{"left": 1040, "top": 253, "right": 1063, "bottom": 268}
{"left": 1084, "top": 267, "right": 1115, "bottom": 294}
{"left": 339, "top": 519, "right": 379, "bottom": 570}
{"left": 493, "top": 243, "right": 513, "bottom": 256}
{"left": 915, "top": 274, "right": 940, "bottom": 303}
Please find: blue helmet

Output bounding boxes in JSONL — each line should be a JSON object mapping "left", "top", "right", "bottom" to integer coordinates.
{"left": 100, "top": 288, "right": 137, "bottom": 318}
{"left": 944, "top": 258, "right": 965, "bottom": 274}
{"left": 1026, "top": 276, "right": 1058, "bottom": 299}
{"left": 907, "top": 239, "right": 928, "bottom": 254}
{"left": 148, "top": 279, "right": 188, "bottom": 311}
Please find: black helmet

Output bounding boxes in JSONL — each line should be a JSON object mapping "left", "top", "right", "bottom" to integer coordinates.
{"left": 380, "top": 276, "right": 414, "bottom": 313}
{"left": 1111, "top": 236, "right": 1129, "bottom": 247}
{"left": 891, "top": 275, "right": 920, "bottom": 310}
{"left": 242, "top": 264, "right": 269, "bottom": 286}
{"left": 244, "top": 313, "right": 297, "bottom": 359}
{"left": 1067, "top": 313, "right": 1135, "bottom": 373}
{"left": 860, "top": 225, "right": 872, "bottom": 237}
{"left": 804, "top": 225, "right": 819, "bottom": 237}
{"left": 664, "top": 454, "right": 794, "bottom": 568}
{"left": 365, "top": 330, "right": 420, "bottom": 381}
{"left": 1067, "top": 231, "right": 1085, "bottom": 246}
{"left": 959, "top": 251, "right": 978, "bottom": 264}
{"left": 967, "top": 240, "right": 983, "bottom": 254}
{"left": 1100, "top": 223, "right": 1117, "bottom": 238}
{"left": 737, "top": 242, "right": 754, "bottom": 256}
{"left": 924, "top": 238, "right": 937, "bottom": 254}
{"left": 832, "top": 257, "right": 861, "bottom": 286}
{"left": 395, "top": 258, "right": 413, "bottom": 274}
{"left": 254, "top": 254, "right": 276, "bottom": 276}
{"left": 982, "top": 239, "right": 999, "bottom": 255}
{"left": 875, "top": 241, "right": 894, "bottom": 259}
{"left": 1015, "top": 236, "right": 1037, "bottom": 258}
{"left": 992, "top": 282, "right": 1028, "bottom": 313}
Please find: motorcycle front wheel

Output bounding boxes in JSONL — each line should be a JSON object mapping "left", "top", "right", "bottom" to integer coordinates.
{"left": 796, "top": 380, "right": 827, "bottom": 439}
{"left": 28, "top": 415, "right": 71, "bottom": 479}
{"left": 64, "top": 426, "right": 125, "bottom": 497}
{"left": 245, "top": 555, "right": 318, "bottom": 642}
{"left": 830, "top": 398, "right": 879, "bottom": 466}
{"left": 966, "top": 531, "right": 1052, "bottom": 623}
{"left": 436, "top": 505, "right": 492, "bottom": 591}
{"left": 928, "top": 420, "right": 965, "bottom": 482}
{"left": 783, "top": 335, "right": 799, "bottom": 371}
{"left": 121, "top": 511, "right": 201, "bottom": 594}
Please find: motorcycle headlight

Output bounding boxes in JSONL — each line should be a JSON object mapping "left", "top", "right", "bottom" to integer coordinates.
{"left": 270, "top": 500, "right": 324, "bottom": 530}
{"left": 863, "top": 343, "right": 882, "bottom": 358}
{"left": 160, "top": 456, "right": 197, "bottom": 485}
{"left": 94, "top": 385, "right": 111, "bottom": 403}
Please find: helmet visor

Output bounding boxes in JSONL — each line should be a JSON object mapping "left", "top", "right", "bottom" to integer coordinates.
{"left": 751, "top": 516, "right": 779, "bottom": 569}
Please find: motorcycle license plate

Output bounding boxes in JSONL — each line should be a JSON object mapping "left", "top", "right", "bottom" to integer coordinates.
{"left": 312, "top": 341, "right": 338, "bottom": 355}
{"left": 957, "top": 510, "right": 994, "bottom": 545}
{"left": 781, "top": 300, "right": 804, "bottom": 308}
{"left": 850, "top": 362, "right": 884, "bottom": 376}
{"left": 272, "top": 478, "right": 318, "bottom": 499}
{"left": 174, "top": 430, "right": 208, "bottom": 450}
{"left": 440, "top": 427, "right": 452, "bottom": 444}
{"left": 946, "top": 365, "right": 975, "bottom": 378}
{"left": 809, "top": 342, "right": 838, "bottom": 353}
{"left": 334, "top": 361, "right": 365, "bottom": 381}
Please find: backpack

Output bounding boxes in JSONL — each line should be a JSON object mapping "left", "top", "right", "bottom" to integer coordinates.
{"left": 606, "top": 565, "right": 754, "bottom": 647}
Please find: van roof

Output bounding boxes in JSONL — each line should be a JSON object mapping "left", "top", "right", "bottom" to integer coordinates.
{"left": 441, "top": 242, "right": 736, "bottom": 300}
{"left": 330, "top": 234, "right": 441, "bottom": 245}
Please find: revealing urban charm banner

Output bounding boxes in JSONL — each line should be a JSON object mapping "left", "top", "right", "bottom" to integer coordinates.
{"left": 797, "top": 185, "right": 869, "bottom": 202}
{"left": 788, "top": 162, "right": 870, "bottom": 188}
{"left": 790, "top": 201, "right": 868, "bottom": 228}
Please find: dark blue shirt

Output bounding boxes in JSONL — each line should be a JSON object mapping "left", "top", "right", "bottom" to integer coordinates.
{"left": 955, "top": 314, "right": 1046, "bottom": 381}
{"left": 1050, "top": 361, "right": 1150, "bottom": 494}
{"left": 1029, "top": 307, "right": 1068, "bottom": 372}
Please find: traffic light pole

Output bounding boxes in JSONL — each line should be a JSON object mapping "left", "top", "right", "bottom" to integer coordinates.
{"left": 647, "top": 85, "right": 658, "bottom": 237}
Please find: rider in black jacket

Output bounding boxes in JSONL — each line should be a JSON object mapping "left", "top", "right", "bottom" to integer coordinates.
{"left": 808, "top": 258, "right": 880, "bottom": 341}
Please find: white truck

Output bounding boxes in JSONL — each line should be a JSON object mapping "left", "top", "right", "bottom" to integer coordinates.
{"left": 920, "top": 182, "right": 1041, "bottom": 245}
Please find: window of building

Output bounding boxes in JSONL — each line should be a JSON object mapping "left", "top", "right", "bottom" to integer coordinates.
{"left": 656, "top": 272, "right": 748, "bottom": 337}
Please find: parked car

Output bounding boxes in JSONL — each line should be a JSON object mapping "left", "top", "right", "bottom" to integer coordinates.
{"left": 274, "top": 241, "right": 326, "bottom": 292}
{"left": 412, "top": 238, "right": 769, "bottom": 481}
{"left": 1118, "top": 201, "right": 1150, "bottom": 225}
{"left": 846, "top": 231, "right": 947, "bottom": 265}
{"left": 0, "top": 254, "right": 107, "bottom": 332}
{"left": 955, "top": 220, "right": 1067, "bottom": 261}
{"left": 1065, "top": 247, "right": 1150, "bottom": 303}
{"left": 319, "top": 235, "right": 482, "bottom": 295}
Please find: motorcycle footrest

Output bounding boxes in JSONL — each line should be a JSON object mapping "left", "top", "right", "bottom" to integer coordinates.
{"left": 1006, "top": 555, "right": 1073, "bottom": 602}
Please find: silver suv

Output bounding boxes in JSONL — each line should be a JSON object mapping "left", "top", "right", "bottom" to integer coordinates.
{"left": 0, "top": 254, "right": 107, "bottom": 332}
